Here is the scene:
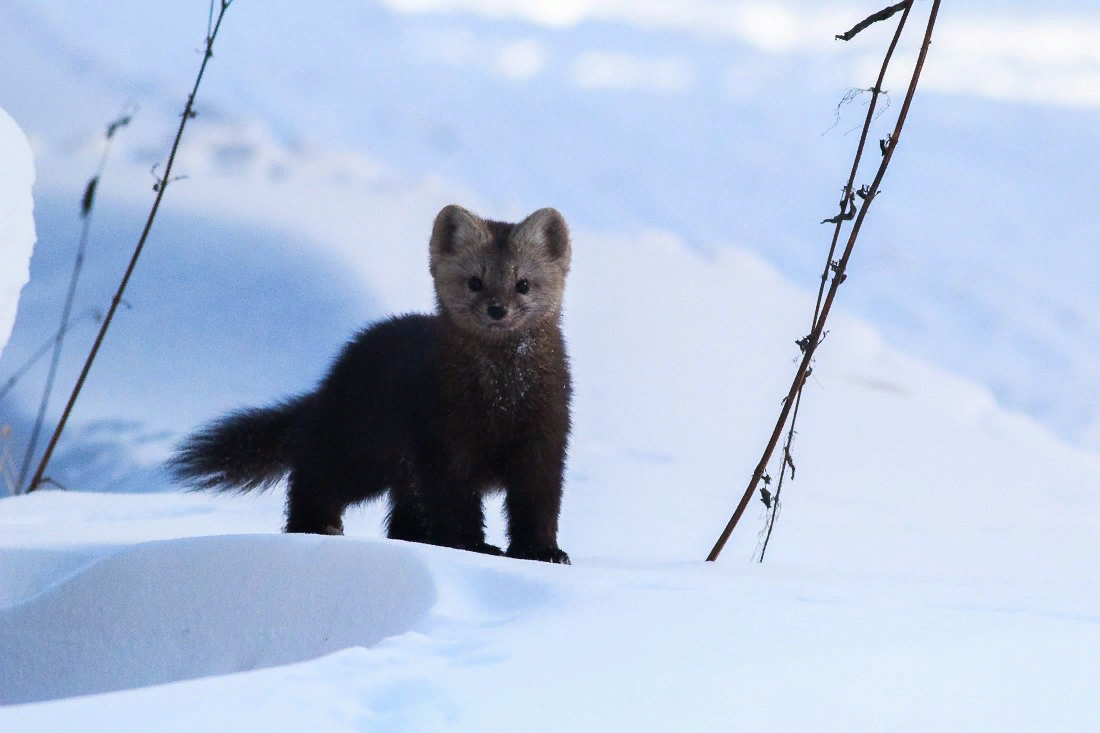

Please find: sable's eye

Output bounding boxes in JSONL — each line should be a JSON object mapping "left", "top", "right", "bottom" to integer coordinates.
{"left": 515, "top": 278, "right": 530, "bottom": 294}
{"left": 468, "top": 276, "right": 483, "bottom": 292}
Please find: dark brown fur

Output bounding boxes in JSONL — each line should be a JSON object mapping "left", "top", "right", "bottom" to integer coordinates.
{"left": 170, "top": 206, "right": 572, "bottom": 563}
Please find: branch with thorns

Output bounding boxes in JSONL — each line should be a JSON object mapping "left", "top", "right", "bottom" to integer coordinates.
{"left": 708, "top": 0, "right": 942, "bottom": 562}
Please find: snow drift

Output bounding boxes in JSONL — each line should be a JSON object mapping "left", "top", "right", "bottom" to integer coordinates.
{"left": 0, "top": 534, "right": 435, "bottom": 705}
{"left": 0, "top": 106, "right": 35, "bottom": 362}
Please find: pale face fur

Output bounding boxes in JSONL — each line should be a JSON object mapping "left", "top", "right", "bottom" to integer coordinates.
{"left": 429, "top": 205, "right": 571, "bottom": 340}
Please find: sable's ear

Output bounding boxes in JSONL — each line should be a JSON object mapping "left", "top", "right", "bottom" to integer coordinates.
{"left": 515, "top": 208, "right": 570, "bottom": 268}
{"left": 430, "top": 205, "right": 484, "bottom": 273}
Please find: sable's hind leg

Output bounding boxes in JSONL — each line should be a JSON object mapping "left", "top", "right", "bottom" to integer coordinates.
{"left": 385, "top": 459, "right": 432, "bottom": 543}
{"left": 284, "top": 469, "right": 346, "bottom": 535}
{"left": 388, "top": 481, "right": 501, "bottom": 554}
{"left": 386, "top": 489, "right": 430, "bottom": 543}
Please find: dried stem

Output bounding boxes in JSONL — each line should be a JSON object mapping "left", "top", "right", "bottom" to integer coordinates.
{"left": 26, "top": 0, "right": 235, "bottom": 493}
{"left": 756, "top": 389, "right": 798, "bottom": 561}
{"left": 756, "top": 0, "right": 912, "bottom": 561}
{"left": 708, "top": 0, "right": 941, "bottom": 562}
{"left": 16, "top": 111, "right": 130, "bottom": 492}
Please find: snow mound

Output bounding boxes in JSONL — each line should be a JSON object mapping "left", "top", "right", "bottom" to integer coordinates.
{"left": 0, "top": 534, "right": 437, "bottom": 705}
{"left": 0, "top": 106, "right": 35, "bottom": 362}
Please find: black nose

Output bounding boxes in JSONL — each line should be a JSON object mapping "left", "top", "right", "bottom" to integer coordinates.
{"left": 488, "top": 304, "right": 507, "bottom": 321}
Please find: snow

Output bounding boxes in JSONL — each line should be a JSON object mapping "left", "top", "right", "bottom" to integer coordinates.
{"left": 2, "top": 1, "right": 1100, "bottom": 729}
{"left": 0, "top": 107, "right": 36, "bottom": 363}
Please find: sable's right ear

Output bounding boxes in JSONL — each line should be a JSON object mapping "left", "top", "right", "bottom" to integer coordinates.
{"left": 430, "top": 205, "right": 483, "bottom": 272}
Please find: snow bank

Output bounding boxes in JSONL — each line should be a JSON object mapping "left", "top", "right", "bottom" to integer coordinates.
{"left": 0, "top": 106, "right": 35, "bottom": 361}
{"left": 0, "top": 533, "right": 436, "bottom": 705}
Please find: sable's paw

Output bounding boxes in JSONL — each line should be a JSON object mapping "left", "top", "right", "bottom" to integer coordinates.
{"left": 285, "top": 520, "right": 344, "bottom": 535}
{"left": 506, "top": 545, "right": 571, "bottom": 565}
{"left": 456, "top": 541, "right": 504, "bottom": 556}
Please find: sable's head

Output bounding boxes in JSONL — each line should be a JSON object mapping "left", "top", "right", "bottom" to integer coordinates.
{"left": 429, "top": 205, "right": 570, "bottom": 339}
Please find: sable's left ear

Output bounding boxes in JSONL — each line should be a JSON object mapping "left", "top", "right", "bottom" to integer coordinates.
{"left": 516, "top": 208, "right": 570, "bottom": 269}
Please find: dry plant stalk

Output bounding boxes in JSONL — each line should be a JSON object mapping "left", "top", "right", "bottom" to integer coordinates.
{"left": 756, "top": 0, "right": 912, "bottom": 562}
{"left": 27, "top": 0, "right": 236, "bottom": 493}
{"left": 1, "top": 426, "right": 15, "bottom": 496}
{"left": 16, "top": 111, "right": 130, "bottom": 493}
{"left": 707, "top": 0, "right": 942, "bottom": 562}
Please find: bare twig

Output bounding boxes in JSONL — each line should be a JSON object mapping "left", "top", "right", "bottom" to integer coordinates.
{"left": 708, "top": 0, "right": 941, "bottom": 562}
{"left": 16, "top": 110, "right": 131, "bottom": 492}
{"left": 757, "top": 381, "right": 801, "bottom": 562}
{"left": 1, "top": 426, "right": 15, "bottom": 496}
{"left": 26, "top": 0, "right": 236, "bottom": 493}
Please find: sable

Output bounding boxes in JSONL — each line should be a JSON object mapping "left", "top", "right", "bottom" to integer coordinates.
{"left": 171, "top": 205, "right": 573, "bottom": 564}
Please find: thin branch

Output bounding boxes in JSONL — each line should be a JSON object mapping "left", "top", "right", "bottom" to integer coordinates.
{"left": 817, "top": 4, "right": 911, "bottom": 327}
{"left": 754, "top": 0, "right": 913, "bottom": 558}
{"left": 1, "top": 426, "right": 15, "bottom": 496}
{"left": 26, "top": 1, "right": 236, "bottom": 492}
{"left": 708, "top": 0, "right": 941, "bottom": 562}
{"left": 757, "top": 375, "right": 802, "bottom": 562}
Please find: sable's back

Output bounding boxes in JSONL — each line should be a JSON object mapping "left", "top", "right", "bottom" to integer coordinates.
{"left": 325, "top": 314, "right": 441, "bottom": 397}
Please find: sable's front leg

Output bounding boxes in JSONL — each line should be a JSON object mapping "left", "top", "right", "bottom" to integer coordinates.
{"left": 503, "top": 440, "right": 570, "bottom": 564}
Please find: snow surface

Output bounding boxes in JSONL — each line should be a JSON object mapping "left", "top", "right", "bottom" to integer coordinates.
{"left": 0, "top": 490, "right": 1098, "bottom": 730}
{"left": 0, "top": 106, "right": 35, "bottom": 363}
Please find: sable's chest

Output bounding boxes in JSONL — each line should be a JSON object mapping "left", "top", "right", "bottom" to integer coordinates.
{"left": 471, "top": 348, "right": 539, "bottom": 415}
{"left": 439, "top": 339, "right": 551, "bottom": 420}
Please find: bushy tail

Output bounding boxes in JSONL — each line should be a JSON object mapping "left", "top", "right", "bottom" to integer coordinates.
{"left": 169, "top": 395, "right": 312, "bottom": 493}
